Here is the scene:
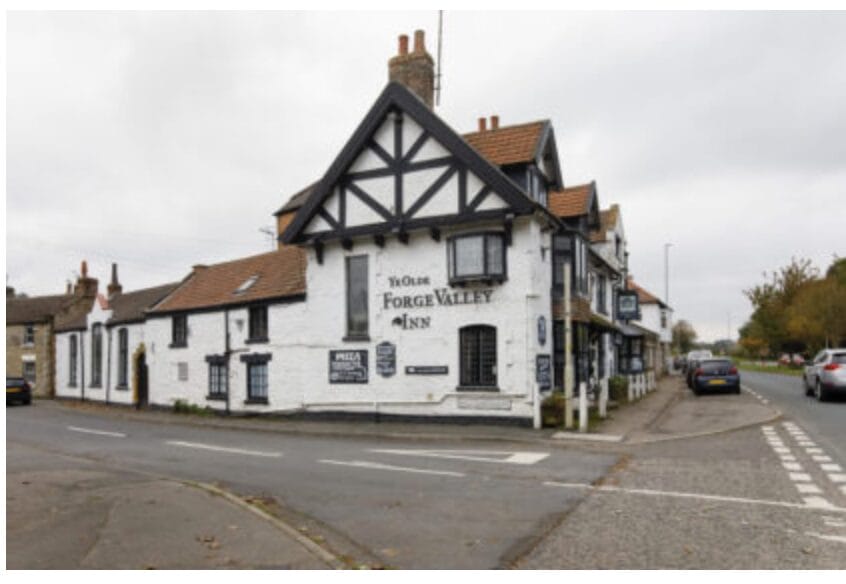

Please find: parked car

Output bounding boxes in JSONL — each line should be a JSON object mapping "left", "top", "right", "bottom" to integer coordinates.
{"left": 685, "top": 350, "right": 714, "bottom": 388}
{"left": 6, "top": 377, "right": 33, "bottom": 406}
{"left": 803, "top": 349, "right": 846, "bottom": 401}
{"left": 691, "top": 358, "right": 741, "bottom": 395}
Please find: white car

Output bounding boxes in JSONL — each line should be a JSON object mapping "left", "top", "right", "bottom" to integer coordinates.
{"left": 803, "top": 349, "right": 846, "bottom": 401}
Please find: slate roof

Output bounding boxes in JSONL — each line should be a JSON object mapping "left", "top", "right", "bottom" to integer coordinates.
{"left": 274, "top": 182, "right": 318, "bottom": 216}
{"left": 150, "top": 247, "right": 307, "bottom": 314}
{"left": 6, "top": 294, "right": 70, "bottom": 326}
{"left": 109, "top": 282, "right": 181, "bottom": 325}
{"left": 548, "top": 183, "right": 594, "bottom": 218}
{"left": 461, "top": 120, "right": 548, "bottom": 167}
{"left": 53, "top": 297, "right": 96, "bottom": 333}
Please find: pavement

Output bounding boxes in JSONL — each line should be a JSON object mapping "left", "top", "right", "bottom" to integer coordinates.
{"left": 6, "top": 441, "right": 335, "bottom": 569}
{"left": 53, "top": 373, "right": 780, "bottom": 448}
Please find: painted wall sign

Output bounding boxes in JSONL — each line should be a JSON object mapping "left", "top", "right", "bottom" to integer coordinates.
{"left": 536, "top": 354, "right": 552, "bottom": 391}
{"left": 405, "top": 365, "right": 449, "bottom": 375}
{"left": 375, "top": 342, "right": 396, "bottom": 378}
{"left": 537, "top": 316, "right": 547, "bottom": 346}
{"left": 391, "top": 314, "right": 431, "bottom": 330}
{"left": 382, "top": 288, "right": 494, "bottom": 310}
{"left": 329, "top": 350, "right": 368, "bottom": 384}
{"left": 617, "top": 290, "right": 640, "bottom": 321}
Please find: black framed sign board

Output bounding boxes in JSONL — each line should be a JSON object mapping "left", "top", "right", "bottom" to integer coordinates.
{"left": 617, "top": 290, "right": 640, "bottom": 321}
{"left": 536, "top": 354, "right": 552, "bottom": 391}
{"left": 376, "top": 342, "right": 396, "bottom": 378}
{"left": 405, "top": 365, "right": 448, "bottom": 375}
{"left": 329, "top": 350, "right": 369, "bottom": 384}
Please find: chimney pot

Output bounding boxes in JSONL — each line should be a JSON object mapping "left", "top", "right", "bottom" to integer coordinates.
{"left": 107, "top": 262, "right": 123, "bottom": 297}
{"left": 413, "top": 30, "right": 425, "bottom": 53}
{"left": 478, "top": 117, "right": 487, "bottom": 132}
{"left": 398, "top": 34, "right": 409, "bottom": 56}
{"left": 81, "top": 260, "right": 88, "bottom": 278}
{"left": 491, "top": 115, "right": 499, "bottom": 130}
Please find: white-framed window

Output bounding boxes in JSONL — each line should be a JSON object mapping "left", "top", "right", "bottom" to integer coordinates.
{"left": 447, "top": 233, "right": 506, "bottom": 283}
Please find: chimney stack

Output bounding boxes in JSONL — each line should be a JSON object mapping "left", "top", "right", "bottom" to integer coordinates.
{"left": 490, "top": 115, "right": 500, "bottom": 130}
{"left": 107, "top": 262, "right": 122, "bottom": 297}
{"left": 73, "top": 259, "right": 98, "bottom": 299}
{"left": 478, "top": 117, "right": 487, "bottom": 132}
{"left": 388, "top": 29, "right": 435, "bottom": 109}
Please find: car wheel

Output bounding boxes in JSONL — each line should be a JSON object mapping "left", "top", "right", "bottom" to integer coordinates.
{"left": 734, "top": 386, "right": 741, "bottom": 394}
{"left": 815, "top": 379, "right": 827, "bottom": 402}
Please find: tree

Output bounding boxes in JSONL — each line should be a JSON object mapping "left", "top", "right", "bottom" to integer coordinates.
{"left": 672, "top": 320, "right": 698, "bottom": 354}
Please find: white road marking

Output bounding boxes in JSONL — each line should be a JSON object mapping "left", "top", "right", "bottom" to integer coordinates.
{"left": 761, "top": 399, "right": 769, "bottom": 404}
{"left": 67, "top": 426, "right": 126, "bottom": 438}
{"left": 812, "top": 455, "right": 833, "bottom": 463}
{"left": 796, "top": 483, "right": 822, "bottom": 494}
{"left": 804, "top": 531, "right": 846, "bottom": 544}
{"left": 804, "top": 496, "right": 836, "bottom": 509}
{"left": 780, "top": 455, "right": 797, "bottom": 462}
{"left": 824, "top": 517, "right": 846, "bottom": 527}
{"left": 166, "top": 440, "right": 282, "bottom": 458}
{"left": 806, "top": 448, "right": 824, "bottom": 455}
{"left": 543, "top": 482, "right": 846, "bottom": 513}
{"left": 829, "top": 474, "right": 846, "bottom": 483}
{"left": 841, "top": 486, "right": 846, "bottom": 496}
{"left": 318, "top": 459, "right": 465, "bottom": 477}
{"left": 782, "top": 462, "right": 803, "bottom": 472}
{"left": 368, "top": 448, "right": 550, "bottom": 466}
{"left": 773, "top": 447, "right": 791, "bottom": 454}
{"left": 789, "top": 472, "right": 812, "bottom": 482}
{"left": 798, "top": 441, "right": 816, "bottom": 448}
{"left": 821, "top": 463, "right": 844, "bottom": 472}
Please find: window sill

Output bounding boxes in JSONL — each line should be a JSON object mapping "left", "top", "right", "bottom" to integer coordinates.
{"left": 449, "top": 275, "right": 506, "bottom": 287}
{"left": 206, "top": 394, "right": 228, "bottom": 401}
{"left": 89, "top": 385, "right": 102, "bottom": 389}
{"left": 455, "top": 386, "right": 501, "bottom": 393}
{"left": 245, "top": 337, "right": 269, "bottom": 345}
{"left": 68, "top": 383, "right": 77, "bottom": 388}
{"left": 244, "top": 397, "right": 269, "bottom": 405}
{"left": 343, "top": 335, "right": 370, "bottom": 343}
{"left": 169, "top": 343, "right": 188, "bottom": 349}
{"left": 115, "top": 384, "right": 129, "bottom": 391}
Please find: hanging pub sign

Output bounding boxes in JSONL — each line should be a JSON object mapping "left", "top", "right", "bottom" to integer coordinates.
{"left": 617, "top": 290, "right": 640, "bottom": 321}
{"left": 329, "top": 350, "right": 368, "bottom": 384}
{"left": 376, "top": 342, "right": 396, "bottom": 378}
{"left": 536, "top": 354, "right": 552, "bottom": 391}
{"left": 537, "top": 316, "right": 547, "bottom": 346}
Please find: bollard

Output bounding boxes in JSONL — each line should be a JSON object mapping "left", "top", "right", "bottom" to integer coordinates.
{"left": 579, "top": 381, "right": 588, "bottom": 433}
{"left": 599, "top": 378, "right": 608, "bottom": 419}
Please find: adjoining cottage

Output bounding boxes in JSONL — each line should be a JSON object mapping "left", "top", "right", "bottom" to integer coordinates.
{"left": 54, "top": 263, "right": 178, "bottom": 407}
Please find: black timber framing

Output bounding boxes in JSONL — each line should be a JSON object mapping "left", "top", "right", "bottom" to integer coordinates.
{"left": 281, "top": 82, "right": 561, "bottom": 246}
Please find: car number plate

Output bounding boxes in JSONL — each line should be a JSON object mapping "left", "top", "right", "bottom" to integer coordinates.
{"left": 6, "top": 388, "right": 21, "bottom": 393}
{"left": 709, "top": 379, "right": 726, "bottom": 385}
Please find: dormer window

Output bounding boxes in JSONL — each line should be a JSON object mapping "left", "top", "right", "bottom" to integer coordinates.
{"left": 448, "top": 233, "right": 506, "bottom": 284}
{"left": 234, "top": 275, "right": 260, "bottom": 295}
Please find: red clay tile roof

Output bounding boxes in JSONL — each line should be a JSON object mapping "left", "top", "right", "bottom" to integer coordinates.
{"left": 590, "top": 204, "right": 620, "bottom": 243}
{"left": 150, "top": 248, "right": 307, "bottom": 314}
{"left": 628, "top": 279, "right": 667, "bottom": 308}
{"left": 549, "top": 183, "right": 593, "bottom": 218}
{"left": 462, "top": 121, "right": 547, "bottom": 166}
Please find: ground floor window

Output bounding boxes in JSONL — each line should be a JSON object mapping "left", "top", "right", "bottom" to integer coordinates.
{"left": 69, "top": 335, "right": 78, "bottom": 386}
{"left": 459, "top": 325, "right": 497, "bottom": 388}
{"left": 573, "top": 323, "right": 590, "bottom": 389}
{"left": 553, "top": 321, "right": 565, "bottom": 390}
{"left": 240, "top": 353, "right": 272, "bottom": 404}
{"left": 23, "top": 361, "right": 36, "bottom": 384}
{"left": 207, "top": 358, "right": 227, "bottom": 400}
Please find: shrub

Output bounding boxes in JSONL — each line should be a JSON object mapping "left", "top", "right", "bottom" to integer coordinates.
{"left": 541, "top": 392, "right": 567, "bottom": 428}
{"left": 608, "top": 375, "right": 629, "bottom": 403}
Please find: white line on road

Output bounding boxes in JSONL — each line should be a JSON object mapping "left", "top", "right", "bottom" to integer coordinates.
{"left": 318, "top": 459, "right": 465, "bottom": 477}
{"left": 166, "top": 440, "right": 282, "bottom": 458}
{"left": 828, "top": 474, "right": 846, "bottom": 483}
{"left": 789, "top": 472, "right": 812, "bottom": 482}
{"left": 804, "top": 496, "right": 836, "bottom": 509}
{"left": 796, "top": 484, "right": 822, "bottom": 494}
{"left": 806, "top": 448, "right": 824, "bottom": 455}
{"left": 67, "top": 426, "right": 126, "bottom": 438}
{"left": 542, "top": 481, "right": 846, "bottom": 514}
{"left": 821, "top": 463, "right": 844, "bottom": 473}
{"left": 812, "top": 455, "right": 833, "bottom": 463}
{"left": 368, "top": 448, "right": 550, "bottom": 466}
{"left": 782, "top": 462, "right": 803, "bottom": 472}
{"left": 804, "top": 531, "right": 846, "bottom": 544}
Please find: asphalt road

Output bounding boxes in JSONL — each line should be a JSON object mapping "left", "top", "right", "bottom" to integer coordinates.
{"left": 6, "top": 403, "right": 617, "bottom": 569}
{"left": 741, "top": 370, "right": 846, "bottom": 470}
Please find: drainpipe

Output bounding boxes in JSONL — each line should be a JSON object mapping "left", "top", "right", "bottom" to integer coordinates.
{"left": 564, "top": 261, "right": 574, "bottom": 429}
{"left": 80, "top": 331, "right": 86, "bottom": 402}
{"left": 224, "top": 308, "right": 231, "bottom": 416}
{"left": 106, "top": 328, "right": 112, "bottom": 404}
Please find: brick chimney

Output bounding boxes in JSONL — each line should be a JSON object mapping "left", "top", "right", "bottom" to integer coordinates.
{"left": 490, "top": 115, "right": 500, "bottom": 130}
{"left": 107, "top": 262, "right": 123, "bottom": 297}
{"left": 73, "top": 260, "right": 98, "bottom": 299}
{"left": 388, "top": 30, "right": 435, "bottom": 109}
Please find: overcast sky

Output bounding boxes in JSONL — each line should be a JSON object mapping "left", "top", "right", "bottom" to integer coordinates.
{"left": 6, "top": 11, "right": 845, "bottom": 342}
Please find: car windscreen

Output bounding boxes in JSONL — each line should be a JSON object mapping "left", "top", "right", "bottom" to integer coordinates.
{"left": 833, "top": 353, "right": 846, "bottom": 364}
{"left": 6, "top": 378, "right": 25, "bottom": 388}
{"left": 700, "top": 360, "right": 732, "bottom": 373}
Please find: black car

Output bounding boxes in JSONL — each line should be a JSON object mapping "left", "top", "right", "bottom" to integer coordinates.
{"left": 691, "top": 359, "right": 741, "bottom": 395}
{"left": 6, "top": 377, "right": 33, "bottom": 405}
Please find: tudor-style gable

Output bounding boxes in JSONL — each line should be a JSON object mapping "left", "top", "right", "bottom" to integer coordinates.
{"left": 282, "top": 82, "right": 558, "bottom": 248}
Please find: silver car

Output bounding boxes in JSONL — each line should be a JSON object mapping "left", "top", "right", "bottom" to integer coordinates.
{"left": 803, "top": 349, "right": 846, "bottom": 401}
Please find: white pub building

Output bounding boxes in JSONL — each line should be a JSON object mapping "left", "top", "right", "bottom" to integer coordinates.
{"left": 57, "top": 31, "right": 654, "bottom": 428}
